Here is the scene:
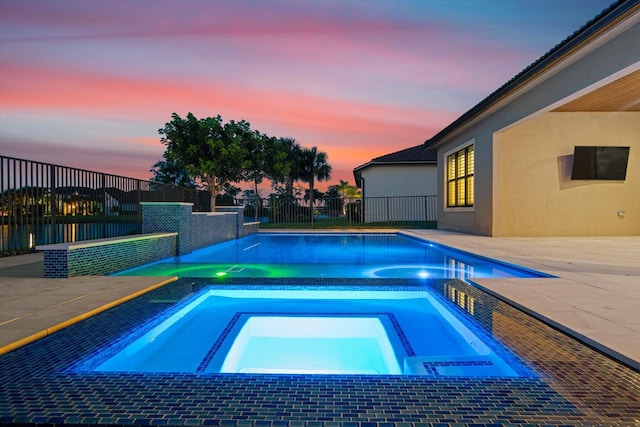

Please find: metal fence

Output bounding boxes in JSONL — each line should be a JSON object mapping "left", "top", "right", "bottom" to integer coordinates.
{"left": 1, "top": 155, "right": 438, "bottom": 254}
{"left": 1, "top": 156, "right": 211, "bottom": 254}
{"left": 241, "top": 195, "right": 437, "bottom": 229}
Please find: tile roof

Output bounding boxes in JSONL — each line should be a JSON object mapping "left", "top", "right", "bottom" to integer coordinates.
{"left": 353, "top": 145, "right": 437, "bottom": 185}
{"left": 372, "top": 145, "right": 438, "bottom": 163}
{"left": 354, "top": 145, "right": 437, "bottom": 172}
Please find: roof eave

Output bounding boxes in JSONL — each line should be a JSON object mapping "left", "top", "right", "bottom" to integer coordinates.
{"left": 424, "top": 0, "right": 638, "bottom": 149}
{"left": 353, "top": 160, "right": 436, "bottom": 172}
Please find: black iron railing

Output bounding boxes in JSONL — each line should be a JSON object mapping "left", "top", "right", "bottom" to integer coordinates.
{"left": 1, "top": 156, "right": 211, "bottom": 254}
{"left": 1, "top": 155, "right": 438, "bottom": 253}
{"left": 241, "top": 195, "right": 437, "bottom": 229}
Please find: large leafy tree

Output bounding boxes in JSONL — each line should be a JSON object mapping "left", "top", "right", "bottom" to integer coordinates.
{"left": 264, "top": 137, "right": 292, "bottom": 187}
{"left": 150, "top": 157, "right": 197, "bottom": 189}
{"left": 241, "top": 133, "right": 290, "bottom": 221}
{"left": 158, "top": 113, "right": 247, "bottom": 210}
{"left": 298, "top": 146, "right": 332, "bottom": 221}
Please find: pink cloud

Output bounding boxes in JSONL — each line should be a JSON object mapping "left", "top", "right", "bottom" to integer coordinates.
{"left": 0, "top": 59, "right": 451, "bottom": 141}
{"left": 2, "top": 0, "right": 611, "bottom": 192}
{"left": 1, "top": 59, "right": 445, "bottom": 185}
{"left": 0, "top": 1, "right": 407, "bottom": 45}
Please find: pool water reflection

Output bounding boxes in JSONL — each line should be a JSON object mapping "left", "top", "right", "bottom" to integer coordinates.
{"left": 115, "top": 233, "right": 550, "bottom": 280}
{"left": 75, "top": 288, "right": 535, "bottom": 378}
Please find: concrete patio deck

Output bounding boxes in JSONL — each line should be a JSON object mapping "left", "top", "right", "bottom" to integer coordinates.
{"left": 404, "top": 230, "right": 640, "bottom": 370}
{"left": 0, "top": 254, "right": 177, "bottom": 354}
{"left": 1, "top": 230, "right": 638, "bottom": 370}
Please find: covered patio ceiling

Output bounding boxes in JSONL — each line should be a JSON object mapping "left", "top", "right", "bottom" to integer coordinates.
{"left": 552, "top": 69, "right": 640, "bottom": 112}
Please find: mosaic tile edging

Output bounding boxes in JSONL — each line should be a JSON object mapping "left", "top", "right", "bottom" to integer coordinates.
{"left": 71, "top": 278, "right": 534, "bottom": 379}
{"left": 71, "top": 283, "right": 424, "bottom": 374}
{"left": 69, "top": 288, "right": 210, "bottom": 373}
{"left": 42, "top": 234, "right": 177, "bottom": 278}
{"left": 1, "top": 278, "right": 639, "bottom": 426}
{"left": 194, "top": 311, "right": 415, "bottom": 373}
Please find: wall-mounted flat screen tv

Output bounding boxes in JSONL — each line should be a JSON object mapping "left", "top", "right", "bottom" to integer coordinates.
{"left": 571, "top": 146, "right": 630, "bottom": 180}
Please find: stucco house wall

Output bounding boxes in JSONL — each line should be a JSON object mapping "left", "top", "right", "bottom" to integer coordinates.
{"left": 354, "top": 145, "right": 438, "bottom": 224}
{"left": 494, "top": 112, "right": 639, "bottom": 236}
{"left": 434, "top": 9, "right": 639, "bottom": 236}
{"left": 359, "top": 164, "right": 438, "bottom": 223}
{"left": 360, "top": 164, "right": 437, "bottom": 197}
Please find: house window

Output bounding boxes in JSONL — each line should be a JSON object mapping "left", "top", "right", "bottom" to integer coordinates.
{"left": 447, "top": 144, "right": 474, "bottom": 207}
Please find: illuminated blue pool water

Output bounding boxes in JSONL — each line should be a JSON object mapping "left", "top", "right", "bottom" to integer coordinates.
{"left": 75, "top": 287, "right": 536, "bottom": 377}
{"left": 99, "top": 233, "right": 547, "bottom": 376}
{"left": 116, "top": 233, "right": 548, "bottom": 279}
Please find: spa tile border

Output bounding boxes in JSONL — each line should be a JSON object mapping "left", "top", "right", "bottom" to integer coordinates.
{"left": 1, "top": 278, "right": 639, "bottom": 426}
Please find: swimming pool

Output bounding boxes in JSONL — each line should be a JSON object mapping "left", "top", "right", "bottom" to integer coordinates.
{"left": 3, "top": 277, "right": 639, "bottom": 425}
{"left": 115, "top": 232, "right": 549, "bottom": 279}
{"left": 100, "top": 232, "right": 548, "bottom": 377}
{"left": 74, "top": 287, "right": 535, "bottom": 377}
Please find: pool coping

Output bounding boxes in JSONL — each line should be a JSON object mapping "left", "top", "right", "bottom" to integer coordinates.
{"left": 0, "top": 276, "right": 177, "bottom": 356}
{"left": 0, "top": 268, "right": 180, "bottom": 353}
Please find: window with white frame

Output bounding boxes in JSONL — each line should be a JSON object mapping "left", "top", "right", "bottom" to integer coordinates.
{"left": 446, "top": 144, "right": 474, "bottom": 207}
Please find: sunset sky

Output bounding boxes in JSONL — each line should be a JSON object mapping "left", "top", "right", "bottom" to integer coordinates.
{"left": 0, "top": 0, "right": 614, "bottom": 192}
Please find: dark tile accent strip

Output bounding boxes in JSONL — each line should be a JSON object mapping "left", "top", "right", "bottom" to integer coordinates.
{"left": 0, "top": 277, "right": 638, "bottom": 426}
{"left": 195, "top": 311, "right": 414, "bottom": 373}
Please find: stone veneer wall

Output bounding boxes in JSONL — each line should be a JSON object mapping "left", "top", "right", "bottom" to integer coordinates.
{"left": 214, "top": 206, "right": 244, "bottom": 237}
{"left": 214, "top": 206, "right": 259, "bottom": 238}
{"left": 40, "top": 233, "right": 177, "bottom": 278}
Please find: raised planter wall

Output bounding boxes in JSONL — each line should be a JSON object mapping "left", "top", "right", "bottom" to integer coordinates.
{"left": 38, "top": 203, "right": 258, "bottom": 277}
{"left": 37, "top": 233, "right": 177, "bottom": 278}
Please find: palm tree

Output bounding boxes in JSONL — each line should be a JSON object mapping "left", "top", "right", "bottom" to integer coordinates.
{"left": 336, "top": 179, "right": 361, "bottom": 215}
{"left": 279, "top": 137, "right": 302, "bottom": 196}
{"left": 344, "top": 183, "right": 361, "bottom": 199}
{"left": 303, "top": 188, "right": 324, "bottom": 205}
{"left": 337, "top": 180, "right": 350, "bottom": 199}
{"left": 298, "top": 146, "right": 332, "bottom": 222}
{"left": 336, "top": 179, "right": 352, "bottom": 215}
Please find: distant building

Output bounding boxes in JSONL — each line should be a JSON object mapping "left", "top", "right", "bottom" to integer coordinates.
{"left": 425, "top": 0, "right": 639, "bottom": 236}
{"left": 353, "top": 145, "right": 437, "bottom": 223}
